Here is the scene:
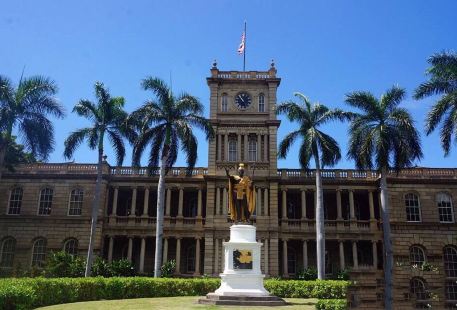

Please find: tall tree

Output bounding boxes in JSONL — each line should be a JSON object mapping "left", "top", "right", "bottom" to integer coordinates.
{"left": 0, "top": 75, "right": 64, "bottom": 179}
{"left": 4, "top": 136, "right": 37, "bottom": 171}
{"left": 130, "top": 77, "right": 213, "bottom": 277}
{"left": 63, "top": 82, "right": 135, "bottom": 277}
{"left": 276, "top": 92, "right": 350, "bottom": 280}
{"left": 345, "top": 86, "right": 422, "bottom": 310}
{"left": 414, "top": 51, "right": 457, "bottom": 155}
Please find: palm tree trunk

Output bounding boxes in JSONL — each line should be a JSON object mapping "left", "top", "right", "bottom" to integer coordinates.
{"left": 154, "top": 145, "right": 169, "bottom": 277}
{"left": 84, "top": 145, "right": 104, "bottom": 277}
{"left": 380, "top": 167, "right": 393, "bottom": 310}
{"left": 314, "top": 155, "right": 325, "bottom": 280}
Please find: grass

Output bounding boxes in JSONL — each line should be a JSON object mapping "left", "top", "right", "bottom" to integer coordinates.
{"left": 36, "top": 296, "right": 318, "bottom": 310}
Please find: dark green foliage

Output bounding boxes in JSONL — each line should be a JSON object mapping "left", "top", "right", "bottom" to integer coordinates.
{"left": 109, "top": 260, "right": 135, "bottom": 277}
{"left": 44, "top": 251, "right": 85, "bottom": 278}
{"left": 0, "top": 278, "right": 349, "bottom": 310}
{"left": 3, "top": 136, "right": 37, "bottom": 172}
{"left": 160, "top": 259, "right": 176, "bottom": 278}
{"left": 336, "top": 269, "right": 350, "bottom": 280}
{"left": 296, "top": 267, "right": 318, "bottom": 280}
{"left": 90, "top": 257, "right": 113, "bottom": 277}
{"left": 316, "top": 299, "right": 348, "bottom": 310}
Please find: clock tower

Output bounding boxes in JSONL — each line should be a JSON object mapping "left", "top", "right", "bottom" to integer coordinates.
{"left": 203, "top": 61, "right": 281, "bottom": 276}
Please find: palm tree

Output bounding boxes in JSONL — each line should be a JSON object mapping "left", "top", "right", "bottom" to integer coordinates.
{"left": 276, "top": 92, "right": 351, "bottom": 280}
{"left": 345, "top": 86, "right": 422, "bottom": 310}
{"left": 0, "top": 75, "right": 64, "bottom": 179}
{"left": 63, "top": 82, "right": 135, "bottom": 277}
{"left": 130, "top": 77, "right": 213, "bottom": 277}
{"left": 414, "top": 51, "right": 457, "bottom": 155}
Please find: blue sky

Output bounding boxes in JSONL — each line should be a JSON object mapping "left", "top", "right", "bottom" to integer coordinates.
{"left": 1, "top": 0, "right": 456, "bottom": 168}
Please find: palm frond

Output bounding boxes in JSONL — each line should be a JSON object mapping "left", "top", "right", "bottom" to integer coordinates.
{"left": 278, "top": 130, "right": 301, "bottom": 159}
{"left": 345, "top": 91, "right": 379, "bottom": 114}
{"left": 141, "top": 77, "right": 171, "bottom": 106}
{"left": 381, "top": 85, "right": 406, "bottom": 111}
{"left": 424, "top": 93, "right": 455, "bottom": 135}
{"left": 107, "top": 129, "right": 126, "bottom": 166}
{"left": 63, "top": 128, "right": 93, "bottom": 159}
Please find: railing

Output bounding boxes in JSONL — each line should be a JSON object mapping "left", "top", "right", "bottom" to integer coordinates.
{"left": 214, "top": 71, "right": 274, "bottom": 79}
{"left": 105, "top": 216, "right": 204, "bottom": 227}
{"left": 279, "top": 219, "right": 377, "bottom": 231}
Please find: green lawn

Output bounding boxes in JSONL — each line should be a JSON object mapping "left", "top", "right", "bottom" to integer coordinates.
{"left": 36, "top": 296, "right": 318, "bottom": 310}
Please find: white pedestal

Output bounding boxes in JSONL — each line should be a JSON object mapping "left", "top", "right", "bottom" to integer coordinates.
{"left": 214, "top": 224, "right": 270, "bottom": 297}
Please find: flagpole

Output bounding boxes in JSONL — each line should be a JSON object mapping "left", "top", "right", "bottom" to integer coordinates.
{"left": 243, "top": 21, "right": 246, "bottom": 72}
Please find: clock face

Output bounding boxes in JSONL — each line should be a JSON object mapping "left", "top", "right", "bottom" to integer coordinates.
{"left": 235, "top": 92, "right": 251, "bottom": 110}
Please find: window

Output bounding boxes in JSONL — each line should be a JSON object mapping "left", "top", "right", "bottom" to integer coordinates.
{"left": 68, "top": 189, "right": 84, "bottom": 216}
{"left": 228, "top": 140, "right": 237, "bottom": 162}
{"left": 184, "top": 197, "right": 198, "bottom": 217}
{"left": 258, "top": 94, "right": 265, "bottom": 112}
{"left": 405, "top": 193, "right": 421, "bottom": 222}
{"left": 248, "top": 138, "right": 257, "bottom": 162}
{"left": 287, "top": 247, "right": 296, "bottom": 274}
{"left": 437, "top": 193, "right": 454, "bottom": 223}
{"left": 31, "top": 238, "right": 47, "bottom": 267}
{"left": 8, "top": 187, "right": 23, "bottom": 215}
{"left": 410, "top": 277, "right": 428, "bottom": 301}
{"left": 64, "top": 239, "right": 78, "bottom": 256}
{"left": 221, "top": 94, "right": 228, "bottom": 112}
{"left": 444, "top": 246, "right": 457, "bottom": 277}
{"left": 0, "top": 238, "right": 16, "bottom": 268}
{"left": 38, "top": 188, "right": 53, "bottom": 215}
{"left": 410, "top": 246, "right": 426, "bottom": 266}
{"left": 446, "top": 281, "right": 457, "bottom": 300}
{"left": 186, "top": 245, "right": 196, "bottom": 273}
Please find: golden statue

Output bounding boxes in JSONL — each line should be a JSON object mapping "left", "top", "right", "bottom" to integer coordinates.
{"left": 225, "top": 163, "right": 256, "bottom": 223}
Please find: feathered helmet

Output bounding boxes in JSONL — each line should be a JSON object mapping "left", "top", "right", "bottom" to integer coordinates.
{"left": 238, "top": 163, "right": 245, "bottom": 171}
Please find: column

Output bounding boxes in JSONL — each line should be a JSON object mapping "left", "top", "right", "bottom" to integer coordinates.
{"left": 301, "top": 189, "right": 307, "bottom": 219}
{"left": 139, "top": 237, "right": 146, "bottom": 273}
{"left": 352, "top": 241, "right": 358, "bottom": 269}
{"left": 222, "top": 188, "right": 228, "bottom": 215}
{"left": 216, "top": 187, "right": 221, "bottom": 215}
{"left": 178, "top": 188, "right": 184, "bottom": 217}
{"left": 130, "top": 187, "right": 137, "bottom": 217}
{"left": 143, "top": 187, "right": 150, "bottom": 216}
{"left": 256, "top": 133, "right": 261, "bottom": 161}
{"left": 112, "top": 187, "right": 119, "bottom": 216}
{"left": 163, "top": 238, "right": 168, "bottom": 263}
{"left": 336, "top": 189, "right": 342, "bottom": 219}
{"left": 244, "top": 134, "right": 248, "bottom": 161}
{"left": 263, "top": 188, "right": 269, "bottom": 216}
{"left": 175, "top": 238, "right": 181, "bottom": 274}
{"left": 217, "top": 134, "right": 222, "bottom": 161}
{"left": 282, "top": 239, "right": 288, "bottom": 276}
{"left": 257, "top": 188, "right": 262, "bottom": 216}
{"left": 108, "top": 236, "right": 114, "bottom": 263}
{"left": 263, "top": 134, "right": 268, "bottom": 162}
{"left": 237, "top": 134, "right": 242, "bottom": 161}
{"left": 197, "top": 189, "right": 202, "bottom": 217}
{"left": 127, "top": 237, "right": 133, "bottom": 262}
{"left": 264, "top": 239, "right": 269, "bottom": 275}
{"left": 372, "top": 241, "right": 378, "bottom": 269}
{"left": 339, "top": 241, "right": 345, "bottom": 270}
{"left": 165, "top": 189, "right": 171, "bottom": 216}
{"left": 303, "top": 240, "right": 308, "bottom": 269}
{"left": 349, "top": 190, "right": 355, "bottom": 220}
{"left": 195, "top": 238, "right": 201, "bottom": 275}
{"left": 214, "top": 238, "right": 219, "bottom": 274}
{"left": 224, "top": 134, "right": 228, "bottom": 161}
{"left": 282, "top": 189, "right": 287, "bottom": 219}
{"left": 369, "top": 190, "right": 375, "bottom": 220}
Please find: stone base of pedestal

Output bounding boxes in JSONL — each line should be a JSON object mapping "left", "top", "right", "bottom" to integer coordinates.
{"left": 215, "top": 273, "right": 269, "bottom": 296}
{"left": 198, "top": 294, "right": 287, "bottom": 306}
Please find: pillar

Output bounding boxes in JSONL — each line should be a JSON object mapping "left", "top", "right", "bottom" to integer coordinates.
{"left": 108, "top": 236, "right": 114, "bottom": 263}
{"left": 222, "top": 188, "right": 228, "bottom": 215}
{"left": 339, "top": 241, "right": 345, "bottom": 270}
{"left": 165, "top": 189, "right": 171, "bottom": 216}
{"left": 301, "top": 189, "right": 307, "bottom": 219}
{"left": 244, "top": 134, "right": 248, "bottom": 161}
{"left": 216, "top": 187, "right": 221, "bottom": 215}
{"left": 143, "top": 187, "right": 149, "bottom": 216}
{"left": 303, "top": 240, "right": 308, "bottom": 269}
{"left": 224, "top": 134, "right": 228, "bottom": 161}
{"left": 130, "top": 187, "right": 137, "bottom": 217}
{"left": 349, "top": 190, "right": 355, "bottom": 220}
{"left": 282, "top": 239, "right": 288, "bottom": 276}
{"left": 263, "top": 188, "right": 269, "bottom": 216}
{"left": 112, "top": 187, "right": 119, "bottom": 216}
{"left": 163, "top": 238, "right": 168, "bottom": 263}
{"left": 127, "top": 237, "right": 133, "bottom": 262}
{"left": 264, "top": 239, "right": 269, "bottom": 275}
{"left": 217, "top": 134, "right": 221, "bottom": 161}
{"left": 257, "top": 188, "right": 262, "bottom": 215}
{"left": 336, "top": 189, "right": 342, "bottom": 219}
{"left": 175, "top": 238, "right": 181, "bottom": 274}
{"left": 256, "top": 133, "right": 261, "bottom": 162}
{"left": 214, "top": 238, "right": 219, "bottom": 274}
{"left": 352, "top": 241, "right": 358, "bottom": 269}
{"left": 195, "top": 238, "right": 201, "bottom": 275}
{"left": 237, "top": 134, "right": 241, "bottom": 161}
{"left": 263, "top": 134, "right": 268, "bottom": 162}
{"left": 139, "top": 237, "right": 146, "bottom": 273}
{"left": 372, "top": 241, "right": 378, "bottom": 269}
{"left": 369, "top": 190, "right": 375, "bottom": 220}
{"left": 197, "top": 189, "right": 202, "bottom": 217}
{"left": 178, "top": 188, "right": 184, "bottom": 217}
{"left": 282, "top": 189, "right": 287, "bottom": 219}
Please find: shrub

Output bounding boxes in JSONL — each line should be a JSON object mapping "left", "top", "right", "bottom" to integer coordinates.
{"left": 91, "top": 257, "right": 113, "bottom": 277}
{"left": 315, "top": 299, "right": 348, "bottom": 310}
{"left": 264, "top": 279, "right": 349, "bottom": 299}
{"left": 160, "top": 260, "right": 176, "bottom": 278}
{"left": 296, "top": 267, "right": 318, "bottom": 280}
{"left": 44, "top": 251, "right": 85, "bottom": 278}
{"left": 110, "top": 260, "right": 135, "bottom": 277}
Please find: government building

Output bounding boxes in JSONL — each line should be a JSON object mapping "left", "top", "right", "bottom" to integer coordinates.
{"left": 1, "top": 63, "right": 457, "bottom": 309}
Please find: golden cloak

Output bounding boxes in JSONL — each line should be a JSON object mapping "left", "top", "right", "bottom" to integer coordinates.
{"left": 227, "top": 175, "right": 256, "bottom": 221}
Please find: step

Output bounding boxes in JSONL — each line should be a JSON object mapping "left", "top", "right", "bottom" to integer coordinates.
{"left": 198, "top": 294, "right": 287, "bottom": 306}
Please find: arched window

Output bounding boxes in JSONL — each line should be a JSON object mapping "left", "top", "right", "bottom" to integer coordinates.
{"left": 248, "top": 138, "right": 257, "bottom": 162}
{"left": 437, "top": 193, "right": 454, "bottom": 223}
{"left": 405, "top": 193, "right": 421, "bottom": 222}
{"left": 68, "top": 189, "right": 84, "bottom": 216}
{"left": 444, "top": 246, "right": 457, "bottom": 277}
{"left": 38, "top": 188, "right": 53, "bottom": 215}
{"left": 228, "top": 140, "right": 237, "bottom": 162}
{"left": 8, "top": 187, "right": 23, "bottom": 215}
{"left": 446, "top": 280, "right": 457, "bottom": 300}
{"left": 64, "top": 239, "right": 78, "bottom": 256}
{"left": 221, "top": 94, "right": 228, "bottom": 112}
{"left": 258, "top": 94, "right": 265, "bottom": 112}
{"left": 31, "top": 238, "right": 47, "bottom": 267}
{"left": 186, "top": 245, "right": 196, "bottom": 273}
{"left": 0, "top": 238, "right": 16, "bottom": 268}
{"left": 410, "top": 245, "right": 426, "bottom": 266}
{"left": 410, "top": 277, "right": 428, "bottom": 301}
{"left": 287, "top": 246, "right": 296, "bottom": 274}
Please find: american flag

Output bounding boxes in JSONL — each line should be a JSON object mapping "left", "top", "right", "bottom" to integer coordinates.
{"left": 237, "top": 32, "right": 245, "bottom": 55}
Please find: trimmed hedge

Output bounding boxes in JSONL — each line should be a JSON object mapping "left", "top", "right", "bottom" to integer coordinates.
{"left": 316, "top": 299, "right": 348, "bottom": 310}
{"left": 0, "top": 278, "right": 350, "bottom": 310}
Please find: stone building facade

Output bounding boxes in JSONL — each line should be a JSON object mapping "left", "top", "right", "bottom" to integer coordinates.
{"left": 1, "top": 64, "right": 457, "bottom": 309}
